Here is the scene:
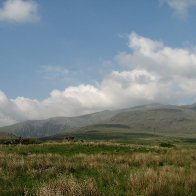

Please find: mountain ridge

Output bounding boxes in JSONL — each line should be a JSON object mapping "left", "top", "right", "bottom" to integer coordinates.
{"left": 1, "top": 103, "right": 196, "bottom": 138}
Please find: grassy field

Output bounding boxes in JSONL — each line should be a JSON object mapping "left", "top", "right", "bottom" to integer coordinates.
{"left": 0, "top": 139, "right": 196, "bottom": 195}
{"left": 44, "top": 125, "right": 196, "bottom": 147}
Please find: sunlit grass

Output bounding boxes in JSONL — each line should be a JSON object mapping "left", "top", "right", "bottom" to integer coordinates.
{"left": 0, "top": 141, "right": 196, "bottom": 195}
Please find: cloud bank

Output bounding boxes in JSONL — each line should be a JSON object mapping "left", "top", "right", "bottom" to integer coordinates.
{"left": 0, "top": 0, "right": 40, "bottom": 23}
{"left": 1, "top": 32, "right": 196, "bottom": 126}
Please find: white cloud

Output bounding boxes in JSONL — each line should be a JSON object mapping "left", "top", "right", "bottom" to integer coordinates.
{"left": 161, "top": 0, "right": 196, "bottom": 18}
{"left": 117, "top": 32, "right": 196, "bottom": 100}
{"left": 1, "top": 32, "right": 196, "bottom": 126}
{"left": 0, "top": 0, "right": 40, "bottom": 23}
{"left": 117, "top": 32, "right": 196, "bottom": 77}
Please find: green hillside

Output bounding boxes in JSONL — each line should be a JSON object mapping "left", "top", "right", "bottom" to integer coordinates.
{"left": 1, "top": 103, "right": 196, "bottom": 138}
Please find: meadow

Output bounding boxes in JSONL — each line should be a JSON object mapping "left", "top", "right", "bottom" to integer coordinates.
{"left": 0, "top": 138, "right": 196, "bottom": 196}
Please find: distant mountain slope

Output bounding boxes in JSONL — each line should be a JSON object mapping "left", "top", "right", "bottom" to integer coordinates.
{"left": 0, "top": 110, "right": 118, "bottom": 137}
{"left": 108, "top": 105, "right": 196, "bottom": 134}
{"left": 1, "top": 103, "right": 196, "bottom": 137}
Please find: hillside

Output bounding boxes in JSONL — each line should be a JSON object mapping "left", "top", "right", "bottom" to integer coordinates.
{"left": 0, "top": 110, "right": 118, "bottom": 137}
{"left": 108, "top": 105, "right": 196, "bottom": 135}
{"left": 1, "top": 103, "right": 196, "bottom": 138}
{"left": 0, "top": 132, "right": 18, "bottom": 140}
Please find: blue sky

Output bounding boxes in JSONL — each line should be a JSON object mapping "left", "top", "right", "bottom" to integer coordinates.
{"left": 1, "top": 0, "right": 196, "bottom": 125}
{"left": 1, "top": 0, "right": 196, "bottom": 99}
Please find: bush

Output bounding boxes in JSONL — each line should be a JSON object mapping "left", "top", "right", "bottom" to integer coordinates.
{"left": 159, "top": 142, "right": 175, "bottom": 148}
{"left": 0, "top": 138, "right": 41, "bottom": 145}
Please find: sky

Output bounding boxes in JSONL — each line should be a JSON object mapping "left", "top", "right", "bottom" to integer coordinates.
{"left": 1, "top": 0, "right": 196, "bottom": 126}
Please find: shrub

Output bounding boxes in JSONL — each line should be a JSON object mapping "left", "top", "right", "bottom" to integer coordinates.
{"left": 159, "top": 142, "right": 175, "bottom": 148}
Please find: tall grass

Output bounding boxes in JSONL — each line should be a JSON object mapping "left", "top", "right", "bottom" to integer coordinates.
{"left": 129, "top": 166, "right": 196, "bottom": 196}
{"left": 0, "top": 142, "right": 195, "bottom": 195}
{"left": 37, "top": 176, "right": 99, "bottom": 196}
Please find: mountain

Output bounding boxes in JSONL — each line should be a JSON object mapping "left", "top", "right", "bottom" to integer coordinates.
{"left": 108, "top": 105, "right": 196, "bottom": 135}
{"left": 1, "top": 103, "right": 196, "bottom": 138}
{"left": 0, "top": 110, "right": 118, "bottom": 137}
